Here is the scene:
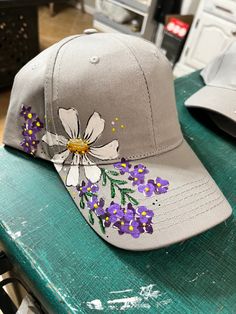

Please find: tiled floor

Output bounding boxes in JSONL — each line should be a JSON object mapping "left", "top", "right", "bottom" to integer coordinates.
{"left": 0, "top": 4, "right": 92, "bottom": 144}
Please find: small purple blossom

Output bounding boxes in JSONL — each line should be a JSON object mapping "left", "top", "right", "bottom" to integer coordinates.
{"left": 138, "top": 182, "right": 155, "bottom": 197}
{"left": 133, "top": 164, "right": 149, "bottom": 176}
{"left": 102, "top": 212, "right": 116, "bottom": 227}
{"left": 32, "top": 117, "right": 44, "bottom": 131}
{"left": 22, "top": 121, "right": 37, "bottom": 140}
{"left": 137, "top": 218, "right": 153, "bottom": 234}
{"left": 77, "top": 180, "right": 99, "bottom": 196}
{"left": 148, "top": 177, "right": 169, "bottom": 194}
{"left": 87, "top": 196, "right": 105, "bottom": 216}
{"left": 107, "top": 202, "right": 124, "bottom": 221}
{"left": 136, "top": 206, "right": 154, "bottom": 223}
{"left": 128, "top": 172, "right": 145, "bottom": 186}
{"left": 20, "top": 105, "right": 35, "bottom": 120}
{"left": 123, "top": 203, "right": 135, "bottom": 221}
{"left": 122, "top": 220, "right": 141, "bottom": 238}
{"left": 20, "top": 138, "right": 39, "bottom": 154}
{"left": 113, "top": 158, "right": 131, "bottom": 174}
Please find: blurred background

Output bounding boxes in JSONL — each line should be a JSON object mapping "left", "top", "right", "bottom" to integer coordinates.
{"left": 1, "top": 0, "right": 236, "bottom": 143}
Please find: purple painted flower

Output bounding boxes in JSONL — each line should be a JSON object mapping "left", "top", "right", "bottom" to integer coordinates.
{"left": 77, "top": 180, "right": 99, "bottom": 196}
{"left": 22, "top": 121, "right": 37, "bottom": 140}
{"left": 107, "top": 202, "right": 124, "bottom": 221}
{"left": 128, "top": 170, "right": 145, "bottom": 186}
{"left": 137, "top": 218, "right": 153, "bottom": 234}
{"left": 32, "top": 117, "right": 44, "bottom": 131}
{"left": 20, "top": 138, "right": 39, "bottom": 154}
{"left": 87, "top": 196, "right": 105, "bottom": 216}
{"left": 148, "top": 177, "right": 169, "bottom": 194}
{"left": 122, "top": 220, "right": 141, "bottom": 238}
{"left": 138, "top": 182, "right": 155, "bottom": 197}
{"left": 133, "top": 164, "right": 149, "bottom": 176}
{"left": 136, "top": 206, "right": 154, "bottom": 223}
{"left": 123, "top": 203, "right": 135, "bottom": 221}
{"left": 113, "top": 158, "right": 131, "bottom": 174}
{"left": 102, "top": 212, "right": 117, "bottom": 227}
{"left": 20, "top": 105, "right": 35, "bottom": 120}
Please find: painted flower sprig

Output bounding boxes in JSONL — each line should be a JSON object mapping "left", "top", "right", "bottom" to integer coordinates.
{"left": 20, "top": 105, "right": 44, "bottom": 155}
{"left": 77, "top": 158, "right": 170, "bottom": 238}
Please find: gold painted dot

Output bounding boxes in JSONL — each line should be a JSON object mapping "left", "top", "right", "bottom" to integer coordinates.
{"left": 112, "top": 127, "right": 116, "bottom": 132}
{"left": 115, "top": 117, "right": 119, "bottom": 121}
{"left": 120, "top": 124, "right": 125, "bottom": 129}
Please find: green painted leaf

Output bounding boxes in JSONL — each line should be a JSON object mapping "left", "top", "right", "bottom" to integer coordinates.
{"left": 88, "top": 210, "right": 94, "bottom": 225}
{"left": 102, "top": 171, "right": 107, "bottom": 186}
{"left": 86, "top": 192, "right": 95, "bottom": 197}
{"left": 127, "top": 195, "right": 139, "bottom": 206}
{"left": 111, "top": 183, "right": 116, "bottom": 198}
{"left": 112, "top": 179, "right": 127, "bottom": 185}
{"left": 99, "top": 219, "right": 106, "bottom": 234}
{"left": 80, "top": 196, "right": 85, "bottom": 209}
{"left": 108, "top": 170, "right": 119, "bottom": 176}
{"left": 121, "top": 188, "right": 135, "bottom": 194}
{"left": 121, "top": 191, "right": 126, "bottom": 205}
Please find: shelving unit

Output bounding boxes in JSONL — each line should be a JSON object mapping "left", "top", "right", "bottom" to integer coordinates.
{"left": 93, "top": 0, "right": 157, "bottom": 41}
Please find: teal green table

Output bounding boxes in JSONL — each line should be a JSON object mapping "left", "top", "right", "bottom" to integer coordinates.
{"left": 0, "top": 71, "right": 235, "bottom": 313}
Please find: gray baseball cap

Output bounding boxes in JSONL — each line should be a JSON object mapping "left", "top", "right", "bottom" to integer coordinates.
{"left": 185, "top": 41, "right": 236, "bottom": 137}
{"left": 3, "top": 32, "right": 232, "bottom": 250}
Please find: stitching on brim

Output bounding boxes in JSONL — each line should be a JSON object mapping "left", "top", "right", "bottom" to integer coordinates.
{"left": 158, "top": 187, "right": 219, "bottom": 217}
{"left": 158, "top": 197, "right": 225, "bottom": 231}
{"left": 130, "top": 176, "right": 209, "bottom": 202}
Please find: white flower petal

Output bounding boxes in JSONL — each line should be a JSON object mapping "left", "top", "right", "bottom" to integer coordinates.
{"left": 54, "top": 163, "right": 63, "bottom": 172}
{"left": 82, "top": 155, "right": 101, "bottom": 183}
{"left": 59, "top": 108, "right": 79, "bottom": 139}
{"left": 89, "top": 140, "right": 119, "bottom": 160}
{"left": 66, "top": 154, "right": 80, "bottom": 186}
{"left": 42, "top": 131, "right": 68, "bottom": 147}
{"left": 83, "top": 112, "right": 105, "bottom": 144}
{"left": 51, "top": 149, "right": 70, "bottom": 164}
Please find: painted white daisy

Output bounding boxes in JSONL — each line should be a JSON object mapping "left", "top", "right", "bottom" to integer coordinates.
{"left": 42, "top": 108, "right": 119, "bottom": 186}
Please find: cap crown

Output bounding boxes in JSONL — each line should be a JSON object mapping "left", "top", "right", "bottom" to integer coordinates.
{"left": 201, "top": 41, "right": 236, "bottom": 90}
{"left": 4, "top": 33, "right": 182, "bottom": 164}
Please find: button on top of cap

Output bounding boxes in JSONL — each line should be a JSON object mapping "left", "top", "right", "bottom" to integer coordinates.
{"left": 83, "top": 28, "right": 98, "bottom": 35}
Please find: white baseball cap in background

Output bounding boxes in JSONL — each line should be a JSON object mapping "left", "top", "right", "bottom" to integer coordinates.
{"left": 185, "top": 41, "right": 236, "bottom": 138}
{"left": 3, "top": 32, "right": 232, "bottom": 251}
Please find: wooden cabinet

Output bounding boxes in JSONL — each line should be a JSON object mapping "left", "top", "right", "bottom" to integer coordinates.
{"left": 174, "top": 0, "right": 236, "bottom": 77}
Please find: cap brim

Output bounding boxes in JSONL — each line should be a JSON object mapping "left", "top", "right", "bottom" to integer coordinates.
{"left": 185, "top": 86, "right": 236, "bottom": 136}
{"left": 54, "top": 140, "right": 232, "bottom": 251}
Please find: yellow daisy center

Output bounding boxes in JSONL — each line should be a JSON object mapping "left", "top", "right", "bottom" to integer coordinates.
{"left": 141, "top": 211, "right": 147, "bottom": 216}
{"left": 157, "top": 183, "right": 161, "bottom": 187}
{"left": 25, "top": 143, "right": 29, "bottom": 147}
{"left": 87, "top": 187, "right": 91, "bottom": 191}
{"left": 27, "top": 113, "right": 32, "bottom": 119}
{"left": 105, "top": 217, "right": 109, "bottom": 221}
{"left": 138, "top": 169, "right": 143, "bottom": 173}
{"left": 36, "top": 121, "right": 41, "bottom": 127}
{"left": 94, "top": 203, "right": 98, "bottom": 209}
{"left": 113, "top": 210, "right": 117, "bottom": 214}
{"left": 145, "top": 187, "right": 149, "bottom": 192}
{"left": 129, "top": 226, "right": 134, "bottom": 231}
{"left": 28, "top": 130, "right": 33, "bottom": 135}
{"left": 121, "top": 221, "right": 124, "bottom": 225}
{"left": 121, "top": 163, "right": 126, "bottom": 168}
{"left": 134, "top": 178, "right": 138, "bottom": 181}
{"left": 67, "top": 138, "right": 89, "bottom": 155}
